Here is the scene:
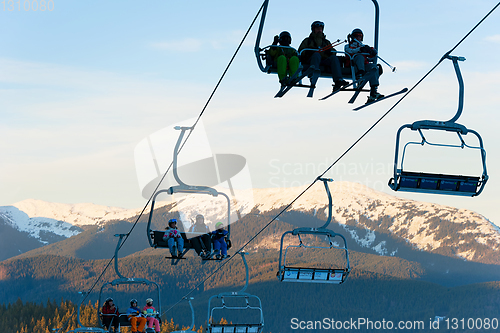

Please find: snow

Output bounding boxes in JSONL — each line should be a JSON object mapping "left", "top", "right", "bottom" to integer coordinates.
{"left": 2, "top": 182, "right": 499, "bottom": 260}
{"left": 0, "top": 205, "right": 80, "bottom": 242}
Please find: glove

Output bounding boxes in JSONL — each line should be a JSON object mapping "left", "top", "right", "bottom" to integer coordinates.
{"left": 273, "top": 35, "right": 279, "bottom": 45}
{"left": 360, "top": 45, "right": 371, "bottom": 54}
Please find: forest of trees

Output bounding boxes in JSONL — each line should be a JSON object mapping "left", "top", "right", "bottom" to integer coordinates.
{"left": 0, "top": 298, "right": 205, "bottom": 333}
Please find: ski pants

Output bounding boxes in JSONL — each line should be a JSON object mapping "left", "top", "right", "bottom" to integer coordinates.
{"left": 308, "top": 52, "right": 343, "bottom": 82}
{"left": 277, "top": 55, "right": 299, "bottom": 81}
{"left": 167, "top": 237, "right": 184, "bottom": 255}
{"left": 213, "top": 238, "right": 228, "bottom": 256}
{"left": 352, "top": 54, "right": 379, "bottom": 87}
{"left": 146, "top": 317, "right": 160, "bottom": 332}
{"left": 130, "top": 316, "right": 147, "bottom": 333}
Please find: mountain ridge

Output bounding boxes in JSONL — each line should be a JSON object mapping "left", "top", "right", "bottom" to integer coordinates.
{"left": 1, "top": 182, "right": 499, "bottom": 266}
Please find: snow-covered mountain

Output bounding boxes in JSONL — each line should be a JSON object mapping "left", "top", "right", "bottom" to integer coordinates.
{"left": 164, "top": 182, "right": 500, "bottom": 263}
{"left": 2, "top": 182, "right": 499, "bottom": 264}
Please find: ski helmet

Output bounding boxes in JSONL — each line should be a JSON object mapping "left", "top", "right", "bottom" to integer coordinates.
{"left": 146, "top": 298, "right": 153, "bottom": 304}
{"left": 130, "top": 299, "right": 138, "bottom": 306}
{"left": 279, "top": 31, "right": 291, "bottom": 41}
{"left": 351, "top": 28, "right": 363, "bottom": 36}
{"left": 168, "top": 218, "right": 177, "bottom": 225}
{"left": 215, "top": 222, "right": 224, "bottom": 229}
{"left": 311, "top": 21, "right": 325, "bottom": 31}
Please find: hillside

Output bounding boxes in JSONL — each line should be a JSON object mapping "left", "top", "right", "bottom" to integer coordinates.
{"left": 2, "top": 183, "right": 499, "bottom": 267}
{"left": 1, "top": 251, "right": 499, "bottom": 333}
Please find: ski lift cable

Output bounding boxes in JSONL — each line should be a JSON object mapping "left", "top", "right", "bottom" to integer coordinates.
{"left": 161, "top": 0, "right": 500, "bottom": 317}
{"left": 57, "top": 3, "right": 266, "bottom": 330}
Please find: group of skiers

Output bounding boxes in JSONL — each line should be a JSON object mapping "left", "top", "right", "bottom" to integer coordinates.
{"left": 163, "top": 214, "right": 230, "bottom": 260}
{"left": 268, "top": 20, "right": 384, "bottom": 103}
{"left": 101, "top": 297, "right": 160, "bottom": 333}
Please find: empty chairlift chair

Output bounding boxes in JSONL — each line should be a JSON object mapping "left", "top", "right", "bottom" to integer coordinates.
{"left": 388, "top": 55, "right": 488, "bottom": 197}
{"left": 207, "top": 252, "right": 264, "bottom": 333}
{"left": 277, "top": 178, "right": 351, "bottom": 284}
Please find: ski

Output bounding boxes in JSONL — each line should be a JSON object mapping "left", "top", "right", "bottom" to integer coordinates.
{"left": 319, "top": 80, "right": 356, "bottom": 100}
{"left": 202, "top": 253, "right": 231, "bottom": 261}
{"left": 352, "top": 87, "right": 408, "bottom": 111}
{"left": 320, "top": 69, "right": 375, "bottom": 101}
{"left": 274, "top": 67, "right": 315, "bottom": 98}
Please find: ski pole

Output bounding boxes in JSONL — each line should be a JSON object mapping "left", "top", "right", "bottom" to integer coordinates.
{"left": 319, "top": 39, "right": 346, "bottom": 53}
{"left": 377, "top": 56, "right": 396, "bottom": 72}
{"left": 352, "top": 38, "right": 397, "bottom": 72}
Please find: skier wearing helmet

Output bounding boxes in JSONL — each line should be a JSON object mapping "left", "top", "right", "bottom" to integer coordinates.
{"left": 211, "top": 222, "right": 229, "bottom": 259}
{"left": 127, "top": 299, "right": 147, "bottom": 333}
{"left": 163, "top": 218, "right": 184, "bottom": 258}
{"left": 344, "top": 28, "right": 384, "bottom": 103}
{"left": 298, "top": 20, "right": 348, "bottom": 94}
{"left": 268, "top": 31, "right": 300, "bottom": 86}
{"left": 143, "top": 298, "right": 160, "bottom": 333}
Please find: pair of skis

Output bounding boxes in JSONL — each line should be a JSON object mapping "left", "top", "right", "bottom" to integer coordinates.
{"left": 275, "top": 68, "right": 407, "bottom": 110}
{"left": 274, "top": 66, "right": 318, "bottom": 98}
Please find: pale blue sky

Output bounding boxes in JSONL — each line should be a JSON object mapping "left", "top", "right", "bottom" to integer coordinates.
{"left": 1, "top": 0, "right": 500, "bottom": 225}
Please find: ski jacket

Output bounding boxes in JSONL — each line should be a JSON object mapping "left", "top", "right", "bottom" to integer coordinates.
{"left": 344, "top": 39, "right": 376, "bottom": 64}
{"left": 268, "top": 45, "right": 298, "bottom": 61}
{"left": 189, "top": 223, "right": 211, "bottom": 234}
{"left": 143, "top": 305, "right": 157, "bottom": 316}
{"left": 127, "top": 306, "right": 142, "bottom": 319}
{"left": 211, "top": 229, "right": 229, "bottom": 241}
{"left": 163, "top": 227, "right": 181, "bottom": 239}
{"left": 102, "top": 304, "right": 119, "bottom": 316}
{"left": 298, "top": 32, "right": 335, "bottom": 62}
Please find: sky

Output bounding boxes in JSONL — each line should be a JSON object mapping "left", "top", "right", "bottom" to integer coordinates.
{"left": 1, "top": 0, "right": 500, "bottom": 226}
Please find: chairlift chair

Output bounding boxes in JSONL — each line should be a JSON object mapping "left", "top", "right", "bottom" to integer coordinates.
{"left": 170, "top": 297, "right": 195, "bottom": 333}
{"left": 388, "top": 55, "right": 488, "bottom": 197}
{"left": 146, "top": 126, "right": 232, "bottom": 262}
{"left": 98, "top": 234, "right": 162, "bottom": 332}
{"left": 64, "top": 292, "right": 108, "bottom": 333}
{"left": 277, "top": 178, "right": 351, "bottom": 284}
{"left": 207, "top": 252, "right": 265, "bottom": 333}
{"left": 254, "top": 0, "right": 384, "bottom": 100}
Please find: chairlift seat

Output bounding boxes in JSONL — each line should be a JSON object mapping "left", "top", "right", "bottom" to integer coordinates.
{"left": 209, "top": 323, "right": 263, "bottom": 333}
{"left": 279, "top": 267, "right": 349, "bottom": 284}
{"left": 151, "top": 230, "right": 193, "bottom": 250}
{"left": 392, "top": 171, "right": 480, "bottom": 196}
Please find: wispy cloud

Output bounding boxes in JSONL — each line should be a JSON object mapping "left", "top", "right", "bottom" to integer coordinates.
{"left": 149, "top": 38, "right": 203, "bottom": 52}
{"left": 484, "top": 35, "right": 500, "bottom": 43}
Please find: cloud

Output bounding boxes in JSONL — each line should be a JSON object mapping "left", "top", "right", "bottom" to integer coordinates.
{"left": 483, "top": 35, "right": 500, "bottom": 43}
{"left": 149, "top": 38, "right": 203, "bottom": 52}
